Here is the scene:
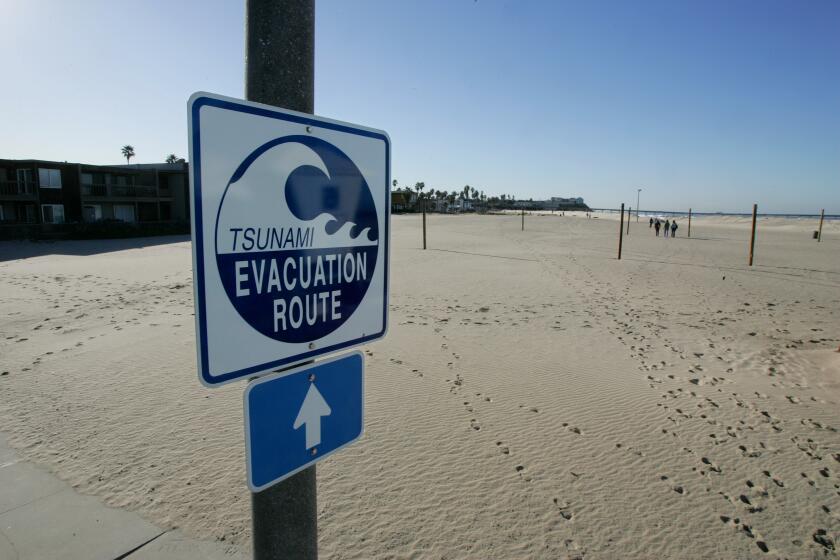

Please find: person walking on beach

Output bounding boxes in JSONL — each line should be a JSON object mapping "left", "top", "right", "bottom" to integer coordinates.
{"left": 649, "top": 217, "right": 653, "bottom": 228}
{"left": 671, "top": 220, "right": 678, "bottom": 238}
{"left": 654, "top": 219, "right": 661, "bottom": 236}
{"left": 663, "top": 219, "right": 670, "bottom": 237}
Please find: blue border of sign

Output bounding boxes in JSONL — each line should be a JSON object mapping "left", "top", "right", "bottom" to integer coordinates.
{"left": 188, "top": 93, "right": 390, "bottom": 386}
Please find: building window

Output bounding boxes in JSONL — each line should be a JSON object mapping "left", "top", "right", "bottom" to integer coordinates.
{"left": 41, "top": 204, "right": 65, "bottom": 224}
{"left": 38, "top": 168, "right": 62, "bottom": 189}
{"left": 17, "top": 169, "right": 35, "bottom": 186}
{"left": 114, "top": 204, "right": 136, "bottom": 223}
{"left": 83, "top": 204, "right": 102, "bottom": 222}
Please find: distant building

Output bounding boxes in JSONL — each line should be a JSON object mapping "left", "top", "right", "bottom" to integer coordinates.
{"left": 390, "top": 188, "right": 416, "bottom": 212}
{"left": 0, "top": 158, "right": 189, "bottom": 239}
{"left": 551, "top": 196, "right": 584, "bottom": 205}
{"left": 453, "top": 198, "right": 474, "bottom": 212}
{"left": 512, "top": 197, "right": 588, "bottom": 210}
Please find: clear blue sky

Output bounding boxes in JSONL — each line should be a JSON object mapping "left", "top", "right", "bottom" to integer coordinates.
{"left": 2, "top": 0, "right": 838, "bottom": 213}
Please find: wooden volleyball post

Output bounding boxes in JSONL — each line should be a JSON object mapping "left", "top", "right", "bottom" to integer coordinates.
{"left": 817, "top": 209, "right": 824, "bottom": 242}
{"left": 618, "top": 203, "right": 625, "bottom": 260}
{"left": 748, "top": 204, "right": 757, "bottom": 266}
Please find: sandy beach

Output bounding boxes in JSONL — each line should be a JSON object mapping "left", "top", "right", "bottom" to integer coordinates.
{"left": 1, "top": 213, "right": 838, "bottom": 559}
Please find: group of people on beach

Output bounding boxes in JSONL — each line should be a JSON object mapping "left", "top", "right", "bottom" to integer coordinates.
{"left": 650, "top": 217, "right": 678, "bottom": 237}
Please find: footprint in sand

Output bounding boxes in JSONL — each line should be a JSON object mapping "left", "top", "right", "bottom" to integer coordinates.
{"left": 561, "top": 423, "right": 581, "bottom": 435}
{"left": 719, "top": 517, "right": 770, "bottom": 553}
{"left": 700, "top": 457, "right": 722, "bottom": 474}
{"left": 813, "top": 529, "right": 835, "bottom": 553}
{"left": 800, "top": 472, "right": 817, "bottom": 488}
{"left": 495, "top": 441, "right": 511, "bottom": 455}
{"left": 762, "top": 470, "right": 785, "bottom": 487}
{"left": 552, "top": 498, "right": 573, "bottom": 520}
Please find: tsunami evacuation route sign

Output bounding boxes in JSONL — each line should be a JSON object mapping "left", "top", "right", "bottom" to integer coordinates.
{"left": 188, "top": 92, "right": 390, "bottom": 386}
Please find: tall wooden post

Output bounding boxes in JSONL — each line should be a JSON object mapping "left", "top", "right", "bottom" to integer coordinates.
{"left": 618, "top": 203, "right": 625, "bottom": 260}
{"left": 687, "top": 208, "right": 692, "bottom": 238}
{"left": 422, "top": 197, "right": 427, "bottom": 250}
{"left": 521, "top": 208, "right": 524, "bottom": 231}
{"left": 817, "top": 208, "right": 824, "bottom": 242}
{"left": 748, "top": 204, "right": 757, "bottom": 266}
{"left": 626, "top": 206, "right": 631, "bottom": 235}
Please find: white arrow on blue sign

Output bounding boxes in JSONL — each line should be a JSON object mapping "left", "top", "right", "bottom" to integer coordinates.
{"left": 244, "top": 352, "right": 364, "bottom": 492}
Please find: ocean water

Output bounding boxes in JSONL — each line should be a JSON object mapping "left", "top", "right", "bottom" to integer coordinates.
{"left": 591, "top": 209, "right": 839, "bottom": 221}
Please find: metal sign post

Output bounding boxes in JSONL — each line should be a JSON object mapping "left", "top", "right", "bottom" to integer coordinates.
{"left": 188, "top": 3, "right": 390, "bottom": 559}
{"left": 246, "top": 1, "right": 317, "bottom": 557}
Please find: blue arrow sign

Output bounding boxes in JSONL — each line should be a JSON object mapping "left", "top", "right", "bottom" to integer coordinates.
{"left": 244, "top": 352, "right": 364, "bottom": 492}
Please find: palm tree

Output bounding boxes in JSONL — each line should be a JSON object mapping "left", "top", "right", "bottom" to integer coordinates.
{"left": 165, "top": 154, "right": 180, "bottom": 164}
{"left": 121, "top": 145, "right": 135, "bottom": 164}
{"left": 413, "top": 182, "right": 425, "bottom": 212}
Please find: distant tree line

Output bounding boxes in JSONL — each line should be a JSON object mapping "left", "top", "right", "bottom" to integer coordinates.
{"left": 118, "top": 145, "right": 186, "bottom": 165}
{"left": 392, "top": 179, "right": 520, "bottom": 212}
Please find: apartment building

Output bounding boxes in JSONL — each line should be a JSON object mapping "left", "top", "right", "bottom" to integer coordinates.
{"left": 0, "top": 159, "right": 189, "bottom": 238}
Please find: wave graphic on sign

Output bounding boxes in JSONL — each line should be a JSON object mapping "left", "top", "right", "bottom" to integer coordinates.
{"left": 283, "top": 137, "right": 379, "bottom": 243}
{"left": 224, "top": 135, "right": 378, "bottom": 247}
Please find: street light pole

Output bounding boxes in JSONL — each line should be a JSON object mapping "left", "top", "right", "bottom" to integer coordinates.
{"left": 636, "top": 188, "right": 641, "bottom": 222}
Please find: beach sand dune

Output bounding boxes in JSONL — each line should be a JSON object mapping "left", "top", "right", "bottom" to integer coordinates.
{"left": 1, "top": 214, "right": 838, "bottom": 558}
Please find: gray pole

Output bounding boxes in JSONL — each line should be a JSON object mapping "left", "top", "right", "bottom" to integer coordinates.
{"left": 627, "top": 206, "right": 631, "bottom": 235}
{"left": 636, "top": 188, "right": 641, "bottom": 222}
{"left": 246, "top": 0, "right": 314, "bottom": 113}
{"left": 246, "top": 1, "right": 318, "bottom": 559}
{"left": 521, "top": 207, "right": 524, "bottom": 231}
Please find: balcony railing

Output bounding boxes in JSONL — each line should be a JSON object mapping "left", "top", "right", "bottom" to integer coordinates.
{"left": 82, "top": 183, "right": 157, "bottom": 197}
{"left": 82, "top": 183, "right": 107, "bottom": 196}
{"left": 0, "top": 181, "right": 36, "bottom": 197}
